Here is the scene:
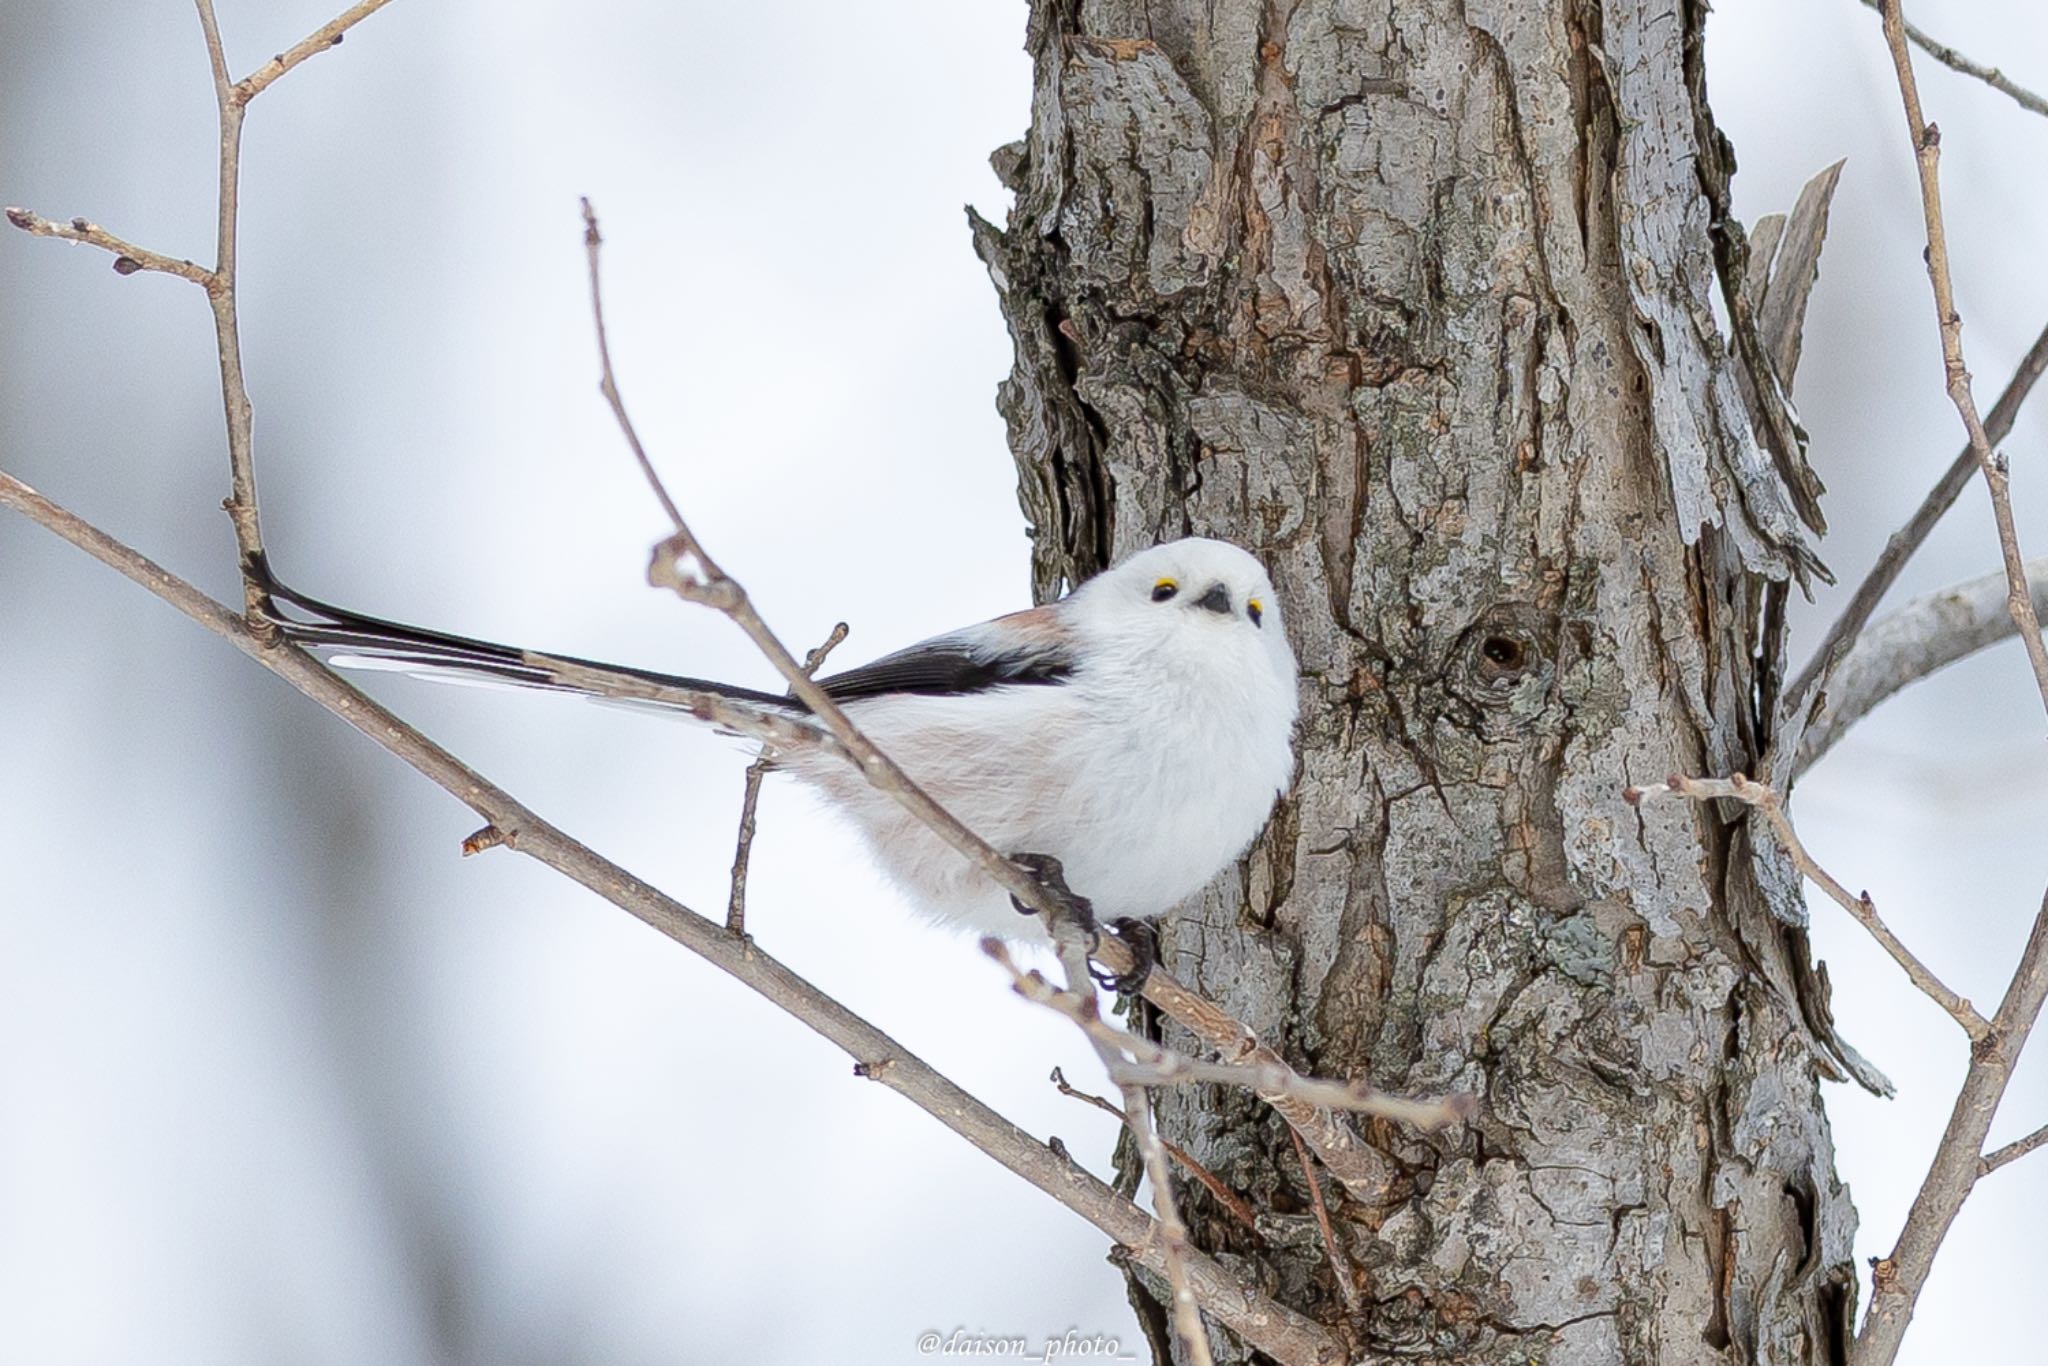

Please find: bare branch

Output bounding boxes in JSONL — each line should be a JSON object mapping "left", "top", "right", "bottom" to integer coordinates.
{"left": 1130, "top": 957, "right": 1405, "bottom": 1205}
{"left": 234, "top": 0, "right": 398, "bottom": 104}
{"left": 1858, "top": 888, "right": 2048, "bottom": 1365}
{"left": 1979, "top": 1123, "right": 2048, "bottom": 1179}
{"left": 1857, "top": 0, "right": 2048, "bottom": 120}
{"left": 1049, "top": 1067, "right": 1262, "bottom": 1237}
{"left": 1875, "top": 1, "right": 2048, "bottom": 723}
{"left": 1816, "top": 12, "right": 2048, "bottom": 1359}
{"left": 578, "top": 199, "right": 1081, "bottom": 929}
{"left": 1782, "top": 320, "right": 2048, "bottom": 736}
{"left": 191, "top": 0, "right": 264, "bottom": 608}
{"left": 986, "top": 940, "right": 1471, "bottom": 1130}
{"left": 727, "top": 620, "right": 848, "bottom": 934}
{"left": 0, "top": 209, "right": 213, "bottom": 286}
{"left": 192, "top": 0, "right": 233, "bottom": 98}
{"left": 1797, "top": 558, "right": 2048, "bottom": 773}
{"left": 1628, "top": 773, "right": 1990, "bottom": 1040}
{"left": 12, "top": 2, "right": 396, "bottom": 616}
{"left": 797, "top": 626, "right": 852, "bottom": 678}
{"left": 1044, "top": 924, "right": 1216, "bottom": 1366}
{"left": 0, "top": 468, "right": 1345, "bottom": 1366}
{"left": 580, "top": 199, "right": 690, "bottom": 533}
{"left": 1288, "top": 1126, "right": 1361, "bottom": 1318}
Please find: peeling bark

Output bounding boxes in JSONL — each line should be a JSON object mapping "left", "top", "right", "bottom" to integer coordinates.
{"left": 977, "top": 2, "right": 1859, "bottom": 1362}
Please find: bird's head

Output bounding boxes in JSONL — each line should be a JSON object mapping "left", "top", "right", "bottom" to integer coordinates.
{"left": 1069, "top": 538, "right": 1298, "bottom": 693}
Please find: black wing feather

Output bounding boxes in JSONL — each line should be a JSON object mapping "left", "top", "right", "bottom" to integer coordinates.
{"left": 816, "top": 638, "right": 1074, "bottom": 701}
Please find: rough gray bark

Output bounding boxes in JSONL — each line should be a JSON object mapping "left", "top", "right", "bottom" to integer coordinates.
{"left": 974, "top": 3, "right": 1860, "bottom": 1362}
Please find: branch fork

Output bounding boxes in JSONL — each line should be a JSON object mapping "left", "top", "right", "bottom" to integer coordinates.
{"left": 1627, "top": 772, "right": 1989, "bottom": 1041}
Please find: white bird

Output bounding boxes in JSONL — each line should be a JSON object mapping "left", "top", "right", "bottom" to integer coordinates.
{"left": 253, "top": 538, "right": 1299, "bottom": 950}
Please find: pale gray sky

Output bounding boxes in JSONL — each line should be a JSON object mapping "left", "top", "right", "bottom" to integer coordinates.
{"left": 2, "top": 2, "right": 2044, "bottom": 1362}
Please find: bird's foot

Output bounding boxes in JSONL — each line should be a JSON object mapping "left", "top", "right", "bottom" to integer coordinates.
{"left": 1008, "top": 854, "right": 1152, "bottom": 995}
{"left": 1091, "top": 917, "right": 1158, "bottom": 997}
{"left": 1008, "top": 852, "right": 1098, "bottom": 947}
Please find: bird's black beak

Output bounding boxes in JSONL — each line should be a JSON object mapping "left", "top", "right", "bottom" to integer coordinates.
{"left": 1193, "top": 583, "right": 1232, "bottom": 615}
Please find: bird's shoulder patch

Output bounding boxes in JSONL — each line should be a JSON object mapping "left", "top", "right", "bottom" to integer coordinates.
{"left": 985, "top": 605, "right": 1066, "bottom": 644}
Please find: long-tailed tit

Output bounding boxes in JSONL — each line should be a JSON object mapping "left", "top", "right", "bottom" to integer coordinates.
{"left": 253, "top": 538, "right": 1299, "bottom": 947}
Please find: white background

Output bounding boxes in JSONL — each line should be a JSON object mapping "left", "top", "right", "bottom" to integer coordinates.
{"left": 2, "top": 2, "right": 2044, "bottom": 1362}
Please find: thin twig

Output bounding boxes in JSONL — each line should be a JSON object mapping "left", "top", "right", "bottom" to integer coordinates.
{"left": 1045, "top": 924, "right": 1215, "bottom": 1366}
{"left": 1857, "top": 888, "right": 2048, "bottom": 1365}
{"left": 1781, "top": 321, "right": 2048, "bottom": 739}
{"left": 201, "top": 0, "right": 399, "bottom": 615}
{"left": 0, "top": 467, "right": 1345, "bottom": 1366}
{"left": 1127, "top": 962, "right": 1411, "bottom": 1205}
{"left": 988, "top": 941, "right": 1470, "bottom": 1129}
{"left": 234, "top": 0, "right": 398, "bottom": 104}
{"left": 728, "top": 620, "right": 848, "bottom": 934}
{"left": 581, "top": 200, "right": 689, "bottom": 533}
{"left": 796, "top": 626, "right": 852, "bottom": 681}
{"left": 0, "top": 209, "right": 214, "bottom": 285}
{"left": 1049, "top": 1067, "right": 1262, "bottom": 1237}
{"left": 1877, "top": 2, "right": 2048, "bottom": 723}
{"left": 1979, "top": 1123, "right": 2048, "bottom": 1179}
{"left": 1857, "top": 0, "right": 2048, "bottom": 120}
{"left": 1847, "top": 14, "right": 2048, "bottom": 1360}
{"left": 10, "top": 1, "right": 397, "bottom": 619}
{"left": 578, "top": 199, "right": 1075, "bottom": 927}
{"left": 1288, "top": 1126, "right": 1361, "bottom": 1318}
{"left": 193, "top": 0, "right": 232, "bottom": 93}
{"left": 1627, "top": 773, "right": 1989, "bottom": 1041}
{"left": 192, "top": 0, "right": 263, "bottom": 606}
{"left": 797, "top": 629, "right": 851, "bottom": 675}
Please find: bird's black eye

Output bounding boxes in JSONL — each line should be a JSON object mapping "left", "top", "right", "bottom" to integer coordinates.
{"left": 1248, "top": 598, "right": 1264, "bottom": 628}
{"left": 1151, "top": 578, "right": 1179, "bottom": 602}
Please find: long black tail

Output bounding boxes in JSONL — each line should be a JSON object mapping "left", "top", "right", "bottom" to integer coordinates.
{"left": 245, "top": 552, "right": 799, "bottom": 713}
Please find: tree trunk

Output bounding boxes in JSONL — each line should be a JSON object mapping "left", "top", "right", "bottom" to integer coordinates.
{"left": 974, "top": 2, "right": 1861, "bottom": 1362}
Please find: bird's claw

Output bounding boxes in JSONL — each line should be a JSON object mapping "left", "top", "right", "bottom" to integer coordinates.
{"left": 1008, "top": 852, "right": 1099, "bottom": 945}
{"left": 1009, "top": 854, "right": 1153, "bottom": 994}
{"left": 1091, "top": 917, "right": 1158, "bottom": 997}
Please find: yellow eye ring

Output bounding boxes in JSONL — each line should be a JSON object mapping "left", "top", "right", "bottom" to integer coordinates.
{"left": 1151, "top": 578, "right": 1179, "bottom": 602}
